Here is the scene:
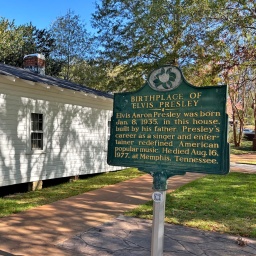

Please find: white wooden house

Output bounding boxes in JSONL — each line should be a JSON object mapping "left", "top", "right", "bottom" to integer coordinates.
{"left": 0, "top": 56, "right": 119, "bottom": 188}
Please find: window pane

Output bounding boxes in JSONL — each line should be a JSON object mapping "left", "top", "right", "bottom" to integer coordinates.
{"left": 31, "top": 113, "right": 43, "bottom": 150}
{"left": 31, "top": 132, "right": 43, "bottom": 150}
{"left": 38, "top": 134, "right": 43, "bottom": 149}
{"left": 31, "top": 113, "right": 43, "bottom": 131}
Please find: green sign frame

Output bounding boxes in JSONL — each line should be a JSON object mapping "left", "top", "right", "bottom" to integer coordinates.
{"left": 108, "top": 65, "right": 229, "bottom": 190}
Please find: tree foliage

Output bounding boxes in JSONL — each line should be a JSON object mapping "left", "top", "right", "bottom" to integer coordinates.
{"left": 50, "top": 10, "right": 89, "bottom": 80}
{"left": 91, "top": 0, "right": 256, "bottom": 147}
{"left": 91, "top": 0, "right": 255, "bottom": 90}
{"left": 0, "top": 18, "right": 24, "bottom": 65}
{"left": 0, "top": 18, "right": 55, "bottom": 68}
{"left": 211, "top": 0, "right": 256, "bottom": 146}
{"left": 91, "top": 0, "right": 212, "bottom": 91}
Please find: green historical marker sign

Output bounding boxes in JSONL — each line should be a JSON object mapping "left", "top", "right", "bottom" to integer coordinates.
{"left": 108, "top": 65, "right": 229, "bottom": 190}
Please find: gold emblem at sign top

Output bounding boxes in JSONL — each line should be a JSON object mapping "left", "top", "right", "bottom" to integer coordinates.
{"left": 148, "top": 66, "right": 182, "bottom": 91}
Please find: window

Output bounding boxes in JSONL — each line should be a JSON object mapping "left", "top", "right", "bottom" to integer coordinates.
{"left": 31, "top": 113, "right": 43, "bottom": 150}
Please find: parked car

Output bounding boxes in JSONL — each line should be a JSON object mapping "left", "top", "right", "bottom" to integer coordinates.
{"left": 243, "top": 128, "right": 255, "bottom": 141}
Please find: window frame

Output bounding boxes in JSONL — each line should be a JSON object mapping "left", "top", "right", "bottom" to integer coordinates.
{"left": 30, "top": 112, "right": 44, "bottom": 152}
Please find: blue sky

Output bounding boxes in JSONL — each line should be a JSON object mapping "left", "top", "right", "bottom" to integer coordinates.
{"left": 0, "top": 0, "right": 98, "bottom": 32}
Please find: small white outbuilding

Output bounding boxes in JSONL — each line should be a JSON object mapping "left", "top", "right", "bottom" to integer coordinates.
{"left": 0, "top": 56, "right": 119, "bottom": 189}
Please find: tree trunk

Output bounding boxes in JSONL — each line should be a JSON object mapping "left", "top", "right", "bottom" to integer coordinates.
{"left": 253, "top": 106, "right": 256, "bottom": 150}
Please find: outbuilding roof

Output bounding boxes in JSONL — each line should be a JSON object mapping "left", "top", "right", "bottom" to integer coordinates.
{"left": 0, "top": 63, "right": 113, "bottom": 99}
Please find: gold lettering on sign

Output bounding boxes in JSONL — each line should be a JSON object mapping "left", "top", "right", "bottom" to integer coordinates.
{"left": 113, "top": 91, "right": 222, "bottom": 165}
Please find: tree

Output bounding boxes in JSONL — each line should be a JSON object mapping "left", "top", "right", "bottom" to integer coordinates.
{"left": 50, "top": 10, "right": 89, "bottom": 81}
{"left": 0, "top": 18, "right": 56, "bottom": 68}
{"left": 91, "top": 0, "right": 256, "bottom": 92}
{"left": 246, "top": 70, "right": 256, "bottom": 150}
{"left": 173, "top": 0, "right": 255, "bottom": 148}
{"left": 206, "top": 0, "right": 256, "bottom": 147}
{"left": 33, "top": 28, "right": 55, "bottom": 58}
{"left": 0, "top": 18, "right": 24, "bottom": 65}
{"left": 91, "top": 0, "right": 214, "bottom": 91}
{"left": 63, "top": 58, "right": 131, "bottom": 92}
{"left": 222, "top": 66, "right": 247, "bottom": 146}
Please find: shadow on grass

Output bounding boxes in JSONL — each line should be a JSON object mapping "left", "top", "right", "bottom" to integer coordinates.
{"left": 126, "top": 173, "right": 256, "bottom": 238}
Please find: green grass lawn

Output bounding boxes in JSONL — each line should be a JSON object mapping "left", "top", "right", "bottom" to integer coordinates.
{"left": 230, "top": 140, "right": 256, "bottom": 164}
{"left": 230, "top": 139, "right": 255, "bottom": 154}
{"left": 0, "top": 168, "right": 143, "bottom": 218}
{"left": 126, "top": 172, "right": 256, "bottom": 238}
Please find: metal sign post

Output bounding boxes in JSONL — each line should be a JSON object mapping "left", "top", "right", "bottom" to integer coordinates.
{"left": 150, "top": 172, "right": 169, "bottom": 256}
{"left": 151, "top": 190, "right": 166, "bottom": 256}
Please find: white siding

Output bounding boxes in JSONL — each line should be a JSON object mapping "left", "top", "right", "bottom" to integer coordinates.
{"left": 0, "top": 76, "right": 120, "bottom": 187}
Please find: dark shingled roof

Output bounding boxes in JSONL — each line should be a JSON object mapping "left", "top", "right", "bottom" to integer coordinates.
{"left": 0, "top": 63, "right": 113, "bottom": 99}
